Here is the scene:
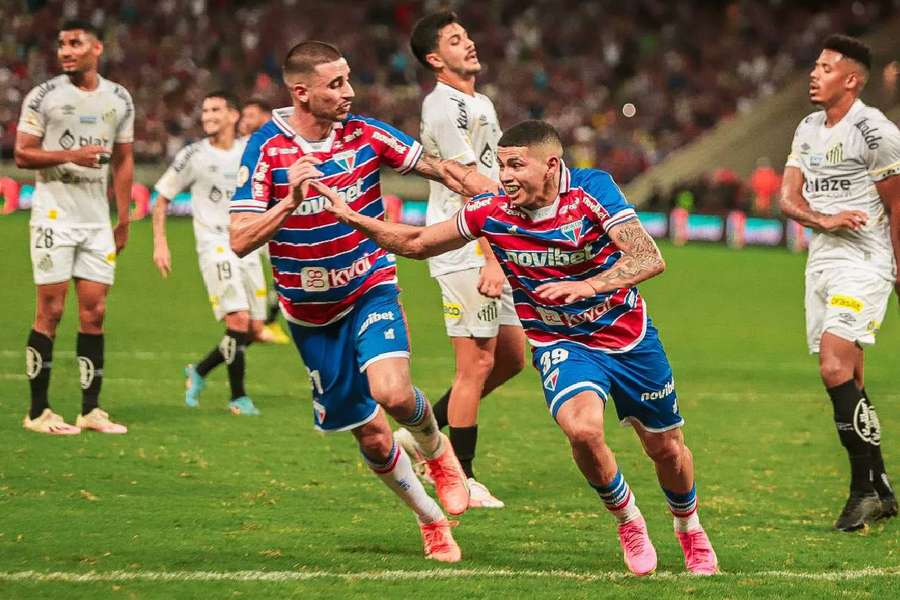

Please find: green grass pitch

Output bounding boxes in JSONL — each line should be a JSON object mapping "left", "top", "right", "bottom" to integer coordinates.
{"left": 0, "top": 211, "right": 897, "bottom": 599}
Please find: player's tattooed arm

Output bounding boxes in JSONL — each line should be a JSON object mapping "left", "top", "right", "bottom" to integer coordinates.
{"left": 315, "top": 180, "right": 467, "bottom": 259}
{"left": 779, "top": 166, "right": 867, "bottom": 232}
{"left": 874, "top": 174, "right": 900, "bottom": 297}
{"left": 413, "top": 154, "right": 497, "bottom": 197}
{"left": 14, "top": 131, "right": 109, "bottom": 169}
{"left": 535, "top": 219, "right": 665, "bottom": 304}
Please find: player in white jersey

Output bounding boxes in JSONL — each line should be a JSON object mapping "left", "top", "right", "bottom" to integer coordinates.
{"left": 237, "top": 99, "right": 290, "bottom": 346}
{"left": 403, "top": 11, "right": 526, "bottom": 508}
{"left": 152, "top": 91, "right": 262, "bottom": 416}
{"left": 781, "top": 34, "right": 900, "bottom": 530}
{"left": 15, "top": 20, "right": 133, "bottom": 435}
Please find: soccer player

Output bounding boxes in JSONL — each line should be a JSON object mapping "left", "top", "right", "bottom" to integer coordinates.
{"left": 229, "top": 41, "right": 497, "bottom": 563}
{"left": 316, "top": 120, "right": 719, "bottom": 576}
{"left": 15, "top": 20, "right": 133, "bottom": 435}
{"left": 237, "top": 98, "right": 290, "bottom": 345}
{"left": 780, "top": 34, "right": 900, "bottom": 530}
{"left": 403, "top": 11, "right": 526, "bottom": 508}
{"left": 152, "top": 91, "right": 263, "bottom": 416}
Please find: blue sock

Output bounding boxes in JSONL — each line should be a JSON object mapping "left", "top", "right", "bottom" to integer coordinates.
{"left": 663, "top": 484, "right": 698, "bottom": 518}
{"left": 396, "top": 387, "right": 428, "bottom": 427}
{"left": 362, "top": 441, "right": 400, "bottom": 474}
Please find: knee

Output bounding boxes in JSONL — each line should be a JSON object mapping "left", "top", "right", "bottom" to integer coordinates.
{"left": 78, "top": 300, "right": 106, "bottom": 330}
{"left": 819, "top": 355, "right": 851, "bottom": 386}
{"left": 644, "top": 437, "right": 686, "bottom": 466}
{"left": 359, "top": 430, "right": 394, "bottom": 462}
{"left": 225, "top": 311, "right": 250, "bottom": 332}
{"left": 459, "top": 349, "right": 495, "bottom": 381}
{"left": 37, "top": 300, "right": 65, "bottom": 331}
{"left": 566, "top": 421, "right": 606, "bottom": 450}
{"left": 370, "top": 381, "right": 413, "bottom": 414}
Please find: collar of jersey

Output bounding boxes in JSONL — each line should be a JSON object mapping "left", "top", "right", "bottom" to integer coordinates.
{"left": 272, "top": 107, "right": 344, "bottom": 154}
{"left": 518, "top": 162, "right": 571, "bottom": 222}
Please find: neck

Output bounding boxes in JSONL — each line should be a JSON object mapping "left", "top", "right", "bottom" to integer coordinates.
{"left": 67, "top": 69, "right": 99, "bottom": 91}
{"left": 288, "top": 102, "right": 335, "bottom": 140}
{"left": 437, "top": 70, "right": 476, "bottom": 96}
{"left": 209, "top": 129, "right": 235, "bottom": 150}
{"left": 824, "top": 94, "right": 857, "bottom": 127}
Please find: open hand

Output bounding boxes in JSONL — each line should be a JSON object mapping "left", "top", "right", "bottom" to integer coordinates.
{"left": 820, "top": 210, "right": 868, "bottom": 232}
{"left": 535, "top": 280, "right": 597, "bottom": 304}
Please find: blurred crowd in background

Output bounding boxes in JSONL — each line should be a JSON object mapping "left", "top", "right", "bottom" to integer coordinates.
{"left": 1, "top": 0, "right": 897, "bottom": 190}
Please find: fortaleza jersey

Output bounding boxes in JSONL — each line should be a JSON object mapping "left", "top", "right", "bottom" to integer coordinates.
{"left": 457, "top": 165, "right": 646, "bottom": 352}
{"left": 18, "top": 74, "right": 134, "bottom": 227}
{"left": 786, "top": 99, "right": 900, "bottom": 280}
{"left": 231, "top": 109, "right": 423, "bottom": 326}
{"left": 155, "top": 138, "right": 246, "bottom": 250}
{"left": 421, "top": 82, "right": 501, "bottom": 277}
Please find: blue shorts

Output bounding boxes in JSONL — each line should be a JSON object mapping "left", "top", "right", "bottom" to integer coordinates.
{"left": 532, "top": 324, "right": 683, "bottom": 432}
{"left": 287, "top": 286, "right": 411, "bottom": 432}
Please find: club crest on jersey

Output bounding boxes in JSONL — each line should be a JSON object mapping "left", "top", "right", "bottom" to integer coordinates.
{"left": 826, "top": 143, "right": 843, "bottom": 165}
{"left": 560, "top": 220, "right": 583, "bottom": 245}
{"left": 332, "top": 150, "right": 356, "bottom": 173}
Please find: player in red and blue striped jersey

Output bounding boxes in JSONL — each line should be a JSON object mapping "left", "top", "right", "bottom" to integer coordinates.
{"left": 229, "top": 41, "right": 499, "bottom": 564}
{"left": 316, "top": 120, "right": 719, "bottom": 576}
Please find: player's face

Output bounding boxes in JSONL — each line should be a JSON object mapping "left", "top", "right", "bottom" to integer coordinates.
{"left": 809, "top": 49, "right": 858, "bottom": 106}
{"left": 201, "top": 97, "right": 238, "bottom": 137}
{"left": 239, "top": 105, "right": 270, "bottom": 137}
{"left": 301, "top": 58, "right": 355, "bottom": 122}
{"left": 434, "top": 23, "right": 481, "bottom": 76}
{"left": 498, "top": 146, "right": 557, "bottom": 209}
{"left": 57, "top": 30, "right": 102, "bottom": 75}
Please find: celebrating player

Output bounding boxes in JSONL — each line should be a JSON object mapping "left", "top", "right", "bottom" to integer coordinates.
{"left": 780, "top": 34, "right": 899, "bottom": 530}
{"left": 402, "top": 11, "right": 526, "bottom": 508}
{"left": 15, "top": 20, "right": 133, "bottom": 435}
{"left": 152, "top": 91, "right": 263, "bottom": 416}
{"left": 228, "top": 41, "right": 497, "bottom": 563}
{"left": 316, "top": 120, "right": 719, "bottom": 576}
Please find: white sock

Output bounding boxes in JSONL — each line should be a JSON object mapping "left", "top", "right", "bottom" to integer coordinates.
{"left": 397, "top": 387, "right": 442, "bottom": 458}
{"left": 610, "top": 491, "right": 643, "bottom": 525}
{"left": 369, "top": 444, "right": 444, "bottom": 524}
{"left": 673, "top": 511, "right": 702, "bottom": 533}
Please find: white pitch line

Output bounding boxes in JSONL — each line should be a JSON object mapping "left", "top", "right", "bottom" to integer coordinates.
{"left": 0, "top": 567, "right": 897, "bottom": 584}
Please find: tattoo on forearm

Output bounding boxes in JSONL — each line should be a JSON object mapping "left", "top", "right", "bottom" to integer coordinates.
{"left": 589, "top": 221, "right": 664, "bottom": 289}
{"left": 414, "top": 154, "right": 444, "bottom": 181}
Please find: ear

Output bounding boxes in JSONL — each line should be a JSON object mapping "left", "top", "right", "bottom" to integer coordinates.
{"left": 93, "top": 39, "right": 104, "bottom": 58}
{"left": 425, "top": 52, "right": 444, "bottom": 71}
{"left": 545, "top": 154, "right": 560, "bottom": 179}
{"left": 292, "top": 82, "right": 309, "bottom": 104}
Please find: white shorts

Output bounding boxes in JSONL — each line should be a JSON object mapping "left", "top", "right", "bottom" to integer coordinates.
{"left": 199, "top": 244, "right": 267, "bottom": 322}
{"left": 805, "top": 267, "right": 892, "bottom": 353}
{"left": 436, "top": 267, "right": 520, "bottom": 338}
{"left": 30, "top": 223, "right": 116, "bottom": 286}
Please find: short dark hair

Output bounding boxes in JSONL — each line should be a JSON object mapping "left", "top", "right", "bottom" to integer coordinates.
{"left": 499, "top": 120, "right": 563, "bottom": 150}
{"left": 410, "top": 11, "right": 459, "bottom": 70}
{"left": 60, "top": 19, "right": 103, "bottom": 40}
{"left": 282, "top": 41, "right": 343, "bottom": 81}
{"left": 823, "top": 34, "right": 871, "bottom": 70}
{"left": 204, "top": 90, "right": 240, "bottom": 111}
{"left": 242, "top": 98, "right": 272, "bottom": 114}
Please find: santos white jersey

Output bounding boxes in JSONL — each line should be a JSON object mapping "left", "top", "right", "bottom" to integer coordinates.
{"left": 786, "top": 99, "right": 900, "bottom": 279}
{"left": 18, "top": 74, "right": 134, "bottom": 227}
{"left": 421, "top": 82, "right": 501, "bottom": 277}
{"left": 155, "top": 138, "right": 246, "bottom": 250}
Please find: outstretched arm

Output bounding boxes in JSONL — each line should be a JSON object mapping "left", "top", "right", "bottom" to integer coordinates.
{"left": 536, "top": 218, "right": 666, "bottom": 304}
{"left": 779, "top": 166, "right": 867, "bottom": 231}
{"left": 412, "top": 153, "right": 498, "bottom": 198}
{"left": 317, "top": 180, "right": 467, "bottom": 259}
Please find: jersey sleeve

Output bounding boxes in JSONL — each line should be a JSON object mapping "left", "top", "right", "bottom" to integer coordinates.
{"left": 423, "top": 98, "right": 477, "bottom": 165}
{"left": 863, "top": 114, "right": 900, "bottom": 182}
{"left": 785, "top": 120, "right": 806, "bottom": 169}
{"left": 359, "top": 116, "right": 423, "bottom": 175}
{"left": 114, "top": 85, "right": 135, "bottom": 144}
{"left": 456, "top": 193, "right": 496, "bottom": 240}
{"left": 231, "top": 132, "right": 272, "bottom": 213}
{"left": 17, "top": 84, "right": 49, "bottom": 138}
{"left": 154, "top": 145, "right": 194, "bottom": 199}
{"left": 581, "top": 170, "right": 636, "bottom": 231}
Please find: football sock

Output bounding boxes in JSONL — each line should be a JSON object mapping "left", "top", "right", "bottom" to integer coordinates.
{"left": 432, "top": 388, "right": 451, "bottom": 430}
{"left": 827, "top": 380, "right": 874, "bottom": 494}
{"left": 77, "top": 332, "right": 103, "bottom": 415}
{"left": 449, "top": 425, "right": 477, "bottom": 479}
{"left": 663, "top": 484, "right": 701, "bottom": 532}
{"left": 223, "top": 330, "right": 250, "bottom": 400}
{"left": 364, "top": 442, "right": 444, "bottom": 525}
{"left": 861, "top": 388, "right": 893, "bottom": 497}
{"left": 590, "top": 470, "right": 642, "bottom": 524}
{"left": 26, "top": 329, "right": 53, "bottom": 420}
{"left": 195, "top": 345, "right": 225, "bottom": 377}
{"left": 396, "top": 387, "right": 442, "bottom": 458}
